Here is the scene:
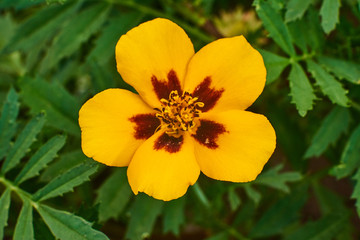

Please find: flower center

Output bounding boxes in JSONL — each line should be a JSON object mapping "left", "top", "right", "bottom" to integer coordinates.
{"left": 155, "top": 90, "right": 204, "bottom": 138}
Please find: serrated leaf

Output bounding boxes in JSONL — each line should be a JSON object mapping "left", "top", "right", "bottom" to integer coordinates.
{"left": 14, "top": 200, "right": 34, "bottom": 240}
{"left": 255, "top": 164, "right": 302, "bottom": 193}
{"left": 0, "top": 188, "right": 11, "bottom": 240}
{"left": 244, "top": 184, "right": 261, "bottom": 205}
{"left": 163, "top": 197, "right": 186, "bottom": 236}
{"left": 307, "top": 60, "right": 349, "bottom": 107}
{"left": 40, "top": 150, "right": 85, "bottom": 182}
{"left": 285, "top": 0, "right": 313, "bottom": 22}
{"left": 288, "top": 63, "right": 316, "bottom": 116}
{"left": 250, "top": 184, "right": 308, "bottom": 238}
{"left": 254, "top": 0, "right": 295, "bottom": 56}
{"left": 20, "top": 77, "right": 80, "bottom": 136}
{"left": 318, "top": 56, "right": 360, "bottom": 84}
{"left": 305, "top": 106, "right": 350, "bottom": 158}
{"left": 287, "top": 19, "right": 308, "bottom": 53}
{"left": 320, "top": 0, "right": 341, "bottom": 34}
{"left": 125, "top": 194, "right": 164, "bottom": 240}
{"left": 351, "top": 168, "right": 360, "bottom": 216}
{"left": 1, "top": 113, "right": 45, "bottom": 174}
{"left": 3, "top": 2, "right": 79, "bottom": 53}
{"left": 40, "top": 3, "right": 110, "bottom": 73}
{"left": 259, "top": 49, "right": 289, "bottom": 84}
{"left": 228, "top": 188, "right": 241, "bottom": 212}
{"left": 37, "top": 204, "right": 109, "bottom": 240}
{"left": 33, "top": 161, "right": 98, "bottom": 202}
{"left": 332, "top": 124, "right": 360, "bottom": 178}
{"left": 88, "top": 12, "right": 143, "bottom": 64}
{"left": 15, "top": 135, "right": 66, "bottom": 184}
{"left": 0, "top": 88, "right": 19, "bottom": 160}
{"left": 96, "top": 168, "right": 132, "bottom": 222}
{"left": 284, "top": 214, "right": 347, "bottom": 240}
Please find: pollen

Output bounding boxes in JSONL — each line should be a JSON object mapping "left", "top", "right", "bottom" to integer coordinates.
{"left": 155, "top": 90, "right": 204, "bottom": 137}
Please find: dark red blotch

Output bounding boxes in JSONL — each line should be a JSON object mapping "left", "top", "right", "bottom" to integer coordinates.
{"left": 154, "top": 133, "right": 184, "bottom": 153}
{"left": 151, "top": 70, "right": 183, "bottom": 100}
{"left": 192, "top": 77, "right": 224, "bottom": 112}
{"left": 129, "top": 114, "right": 160, "bottom": 140}
{"left": 192, "top": 120, "right": 227, "bottom": 149}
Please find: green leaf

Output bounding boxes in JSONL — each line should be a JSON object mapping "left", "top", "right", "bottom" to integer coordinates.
{"left": 88, "top": 12, "right": 143, "bottom": 64}
{"left": 320, "top": 0, "right": 341, "bottom": 34}
{"left": 125, "top": 194, "right": 164, "bottom": 240}
{"left": 33, "top": 161, "right": 98, "bottom": 202}
{"left": 244, "top": 184, "right": 261, "bottom": 205}
{"left": 287, "top": 19, "right": 308, "bottom": 53}
{"left": 206, "top": 232, "right": 229, "bottom": 240}
{"left": 351, "top": 168, "right": 360, "bottom": 216}
{"left": 288, "top": 63, "right": 316, "bottom": 116}
{"left": 3, "top": 2, "right": 79, "bottom": 53}
{"left": 96, "top": 169, "right": 132, "bottom": 222}
{"left": 40, "top": 3, "right": 110, "bottom": 73}
{"left": 163, "top": 197, "right": 186, "bottom": 236}
{"left": 228, "top": 188, "right": 241, "bottom": 211}
{"left": 0, "top": 189, "right": 11, "bottom": 240}
{"left": 318, "top": 56, "right": 360, "bottom": 84}
{"left": 254, "top": 0, "right": 295, "bottom": 56}
{"left": 20, "top": 77, "right": 80, "bottom": 136}
{"left": 285, "top": 0, "right": 313, "bottom": 22}
{"left": 305, "top": 107, "right": 351, "bottom": 158}
{"left": 14, "top": 200, "right": 34, "bottom": 240}
{"left": 37, "top": 204, "right": 109, "bottom": 240}
{"left": 15, "top": 135, "right": 66, "bottom": 184}
{"left": 1, "top": 113, "right": 46, "bottom": 174}
{"left": 250, "top": 184, "right": 308, "bottom": 238}
{"left": 307, "top": 60, "right": 349, "bottom": 107}
{"left": 0, "top": 88, "right": 19, "bottom": 160}
{"left": 258, "top": 49, "right": 289, "bottom": 84}
{"left": 40, "top": 150, "right": 85, "bottom": 182}
{"left": 255, "top": 164, "right": 302, "bottom": 193}
{"left": 88, "top": 60, "right": 115, "bottom": 93}
{"left": 284, "top": 214, "right": 347, "bottom": 240}
{"left": 332, "top": 124, "right": 360, "bottom": 178}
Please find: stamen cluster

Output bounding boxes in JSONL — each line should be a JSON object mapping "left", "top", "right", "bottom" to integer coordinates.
{"left": 155, "top": 90, "right": 204, "bottom": 137}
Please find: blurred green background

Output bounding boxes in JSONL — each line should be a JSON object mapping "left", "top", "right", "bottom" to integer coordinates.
{"left": 0, "top": 0, "right": 360, "bottom": 239}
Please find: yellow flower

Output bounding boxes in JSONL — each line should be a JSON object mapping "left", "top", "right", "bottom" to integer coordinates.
{"left": 79, "top": 18, "right": 276, "bottom": 201}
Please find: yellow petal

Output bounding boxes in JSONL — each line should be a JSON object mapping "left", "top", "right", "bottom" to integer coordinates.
{"left": 116, "top": 18, "right": 195, "bottom": 107}
{"left": 193, "top": 110, "right": 276, "bottom": 182}
{"left": 79, "top": 89, "right": 158, "bottom": 167}
{"left": 184, "top": 36, "right": 266, "bottom": 112}
{"left": 127, "top": 132, "right": 200, "bottom": 201}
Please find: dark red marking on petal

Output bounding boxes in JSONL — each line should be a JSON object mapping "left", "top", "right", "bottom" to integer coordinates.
{"left": 151, "top": 70, "right": 183, "bottom": 100}
{"left": 154, "top": 133, "right": 184, "bottom": 153}
{"left": 192, "top": 120, "right": 227, "bottom": 149}
{"left": 192, "top": 77, "right": 224, "bottom": 112}
{"left": 129, "top": 114, "right": 160, "bottom": 140}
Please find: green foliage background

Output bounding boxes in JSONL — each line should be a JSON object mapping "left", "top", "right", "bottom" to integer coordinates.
{"left": 0, "top": 0, "right": 360, "bottom": 239}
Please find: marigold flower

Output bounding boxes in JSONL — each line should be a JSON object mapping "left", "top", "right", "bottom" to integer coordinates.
{"left": 79, "top": 18, "right": 276, "bottom": 201}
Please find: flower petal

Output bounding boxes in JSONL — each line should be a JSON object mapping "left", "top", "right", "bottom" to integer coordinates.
{"left": 184, "top": 36, "right": 266, "bottom": 112}
{"left": 127, "top": 132, "right": 200, "bottom": 201}
{"left": 116, "top": 18, "right": 195, "bottom": 107}
{"left": 79, "top": 89, "right": 158, "bottom": 167}
{"left": 193, "top": 110, "right": 276, "bottom": 182}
